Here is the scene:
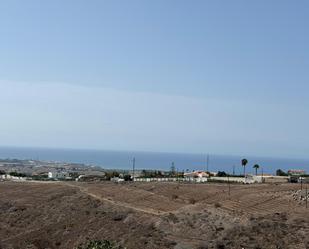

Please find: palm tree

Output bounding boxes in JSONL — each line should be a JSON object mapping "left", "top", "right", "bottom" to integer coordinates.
{"left": 241, "top": 158, "right": 248, "bottom": 176}
{"left": 253, "top": 164, "right": 260, "bottom": 176}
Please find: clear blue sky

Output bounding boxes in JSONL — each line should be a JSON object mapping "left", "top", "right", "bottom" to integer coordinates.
{"left": 0, "top": 0, "right": 308, "bottom": 158}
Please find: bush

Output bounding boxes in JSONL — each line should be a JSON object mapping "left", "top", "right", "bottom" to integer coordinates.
{"left": 112, "top": 212, "right": 127, "bottom": 221}
{"left": 141, "top": 170, "right": 164, "bottom": 178}
{"left": 189, "top": 198, "right": 196, "bottom": 204}
{"left": 9, "top": 172, "right": 27, "bottom": 177}
{"left": 77, "top": 240, "right": 123, "bottom": 249}
{"left": 31, "top": 174, "right": 48, "bottom": 180}
{"left": 105, "top": 171, "right": 120, "bottom": 180}
{"left": 123, "top": 174, "right": 132, "bottom": 181}
{"left": 276, "top": 169, "right": 288, "bottom": 176}
{"left": 214, "top": 202, "right": 222, "bottom": 208}
{"left": 167, "top": 213, "right": 179, "bottom": 223}
{"left": 217, "top": 171, "right": 228, "bottom": 177}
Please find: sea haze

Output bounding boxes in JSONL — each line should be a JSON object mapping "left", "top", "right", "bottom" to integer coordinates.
{"left": 0, "top": 146, "right": 308, "bottom": 174}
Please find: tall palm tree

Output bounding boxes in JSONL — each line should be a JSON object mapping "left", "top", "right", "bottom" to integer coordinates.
{"left": 253, "top": 164, "right": 260, "bottom": 176}
{"left": 241, "top": 158, "right": 248, "bottom": 176}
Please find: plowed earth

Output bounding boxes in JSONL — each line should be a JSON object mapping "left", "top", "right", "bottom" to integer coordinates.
{"left": 0, "top": 181, "right": 308, "bottom": 249}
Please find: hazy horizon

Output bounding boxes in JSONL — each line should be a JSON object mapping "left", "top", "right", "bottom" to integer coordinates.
{"left": 1, "top": 145, "right": 309, "bottom": 174}
{"left": 1, "top": 144, "right": 309, "bottom": 163}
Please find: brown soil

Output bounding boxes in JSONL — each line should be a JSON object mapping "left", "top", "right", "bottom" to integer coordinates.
{"left": 0, "top": 181, "right": 308, "bottom": 249}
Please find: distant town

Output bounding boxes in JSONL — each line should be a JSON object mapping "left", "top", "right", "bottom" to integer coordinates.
{"left": 0, "top": 158, "right": 307, "bottom": 184}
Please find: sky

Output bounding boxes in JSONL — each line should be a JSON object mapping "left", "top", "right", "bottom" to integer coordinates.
{"left": 0, "top": 0, "right": 308, "bottom": 158}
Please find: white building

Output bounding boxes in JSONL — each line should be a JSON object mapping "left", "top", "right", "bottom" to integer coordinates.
{"left": 0, "top": 174, "right": 27, "bottom": 181}
{"left": 184, "top": 171, "right": 209, "bottom": 182}
{"left": 210, "top": 175, "right": 263, "bottom": 184}
{"left": 48, "top": 171, "right": 68, "bottom": 179}
{"left": 110, "top": 177, "right": 125, "bottom": 183}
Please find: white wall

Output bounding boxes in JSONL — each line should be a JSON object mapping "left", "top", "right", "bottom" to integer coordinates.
{"left": 134, "top": 177, "right": 207, "bottom": 183}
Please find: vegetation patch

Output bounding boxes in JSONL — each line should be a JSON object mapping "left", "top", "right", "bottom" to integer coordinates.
{"left": 76, "top": 240, "right": 123, "bottom": 249}
{"left": 188, "top": 198, "right": 196, "bottom": 204}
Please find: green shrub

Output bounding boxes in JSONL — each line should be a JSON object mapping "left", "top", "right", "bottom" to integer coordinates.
{"left": 217, "top": 171, "right": 228, "bottom": 177}
{"left": 9, "top": 172, "right": 27, "bottom": 177}
{"left": 123, "top": 174, "right": 132, "bottom": 181}
{"left": 77, "top": 240, "right": 123, "bottom": 249}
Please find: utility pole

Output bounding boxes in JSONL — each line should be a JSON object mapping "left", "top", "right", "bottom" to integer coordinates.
{"left": 206, "top": 154, "right": 209, "bottom": 172}
{"left": 132, "top": 157, "right": 135, "bottom": 181}
{"left": 228, "top": 174, "right": 231, "bottom": 196}
{"left": 233, "top": 165, "right": 235, "bottom": 176}
{"left": 306, "top": 183, "right": 308, "bottom": 208}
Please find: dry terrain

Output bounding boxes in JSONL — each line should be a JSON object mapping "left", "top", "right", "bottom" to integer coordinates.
{"left": 0, "top": 181, "right": 308, "bottom": 249}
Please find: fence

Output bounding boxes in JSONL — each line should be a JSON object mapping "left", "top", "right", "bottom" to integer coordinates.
{"left": 134, "top": 177, "right": 207, "bottom": 183}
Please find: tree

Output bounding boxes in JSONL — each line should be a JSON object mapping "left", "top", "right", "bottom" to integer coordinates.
{"left": 157, "top": 170, "right": 163, "bottom": 177}
{"left": 276, "top": 169, "right": 288, "bottom": 176}
{"left": 141, "top": 169, "right": 147, "bottom": 177}
{"left": 105, "top": 171, "right": 120, "bottom": 180}
{"left": 217, "top": 171, "right": 228, "bottom": 177}
{"left": 253, "top": 164, "right": 260, "bottom": 176}
{"left": 123, "top": 174, "right": 132, "bottom": 181}
{"left": 241, "top": 159, "right": 248, "bottom": 176}
{"left": 9, "top": 172, "right": 27, "bottom": 177}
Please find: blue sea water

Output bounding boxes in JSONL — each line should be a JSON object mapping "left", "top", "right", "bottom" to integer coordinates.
{"left": 0, "top": 146, "right": 308, "bottom": 174}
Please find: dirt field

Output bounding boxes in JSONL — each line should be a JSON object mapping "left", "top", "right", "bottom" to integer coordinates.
{"left": 0, "top": 181, "right": 308, "bottom": 249}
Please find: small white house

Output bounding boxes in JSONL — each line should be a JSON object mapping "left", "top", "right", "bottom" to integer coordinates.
{"left": 48, "top": 171, "right": 68, "bottom": 179}
{"left": 184, "top": 171, "right": 209, "bottom": 182}
{"left": 110, "top": 177, "right": 125, "bottom": 183}
{"left": 184, "top": 171, "right": 209, "bottom": 178}
{"left": 0, "top": 174, "right": 27, "bottom": 181}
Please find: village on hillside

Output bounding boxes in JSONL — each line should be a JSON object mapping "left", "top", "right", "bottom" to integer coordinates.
{"left": 0, "top": 158, "right": 307, "bottom": 184}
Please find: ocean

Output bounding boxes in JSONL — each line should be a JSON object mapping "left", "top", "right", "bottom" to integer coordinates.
{"left": 0, "top": 146, "right": 308, "bottom": 174}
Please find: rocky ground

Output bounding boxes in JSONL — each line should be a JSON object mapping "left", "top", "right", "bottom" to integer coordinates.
{"left": 0, "top": 181, "right": 308, "bottom": 249}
